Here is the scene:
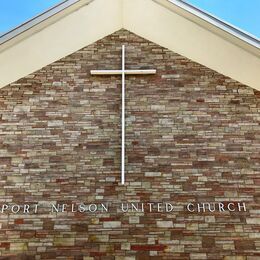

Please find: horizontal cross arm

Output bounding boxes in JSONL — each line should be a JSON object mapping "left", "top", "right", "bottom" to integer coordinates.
{"left": 90, "top": 69, "right": 156, "bottom": 75}
{"left": 125, "top": 69, "right": 156, "bottom": 75}
{"left": 91, "top": 70, "right": 122, "bottom": 75}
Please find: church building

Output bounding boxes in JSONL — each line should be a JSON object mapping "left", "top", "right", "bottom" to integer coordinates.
{"left": 0, "top": 0, "right": 259, "bottom": 259}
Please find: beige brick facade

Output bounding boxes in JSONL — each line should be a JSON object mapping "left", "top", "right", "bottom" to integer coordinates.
{"left": 0, "top": 30, "right": 259, "bottom": 259}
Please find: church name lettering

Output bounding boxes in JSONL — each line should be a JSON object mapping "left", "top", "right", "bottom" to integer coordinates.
{"left": 186, "top": 202, "right": 247, "bottom": 213}
{"left": 0, "top": 202, "right": 247, "bottom": 214}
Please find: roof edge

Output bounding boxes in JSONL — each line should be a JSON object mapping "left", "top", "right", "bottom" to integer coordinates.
{"left": 155, "top": 0, "right": 260, "bottom": 55}
{"left": 171, "top": 0, "right": 259, "bottom": 45}
{"left": 0, "top": 0, "right": 93, "bottom": 50}
{"left": 1, "top": 0, "right": 259, "bottom": 51}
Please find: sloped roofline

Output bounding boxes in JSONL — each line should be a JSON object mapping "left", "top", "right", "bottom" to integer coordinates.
{"left": 168, "top": 0, "right": 259, "bottom": 49}
{"left": 0, "top": 0, "right": 259, "bottom": 90}
{"left": 0, "top": 0, "right": 79, "bottom": 44}
{"left": 0, "top": 0, "right": 88, "bottom": 49}
{"left": 0, "top": 0, "right": 259, "bottom": 50}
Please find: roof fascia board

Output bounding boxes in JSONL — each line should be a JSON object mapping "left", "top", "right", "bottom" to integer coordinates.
{"left": 169, "top": 0, "right": 259, "bottom": 46}
{"left": 2, "top": 0, "right": 258, "bottom": 55}
{"left": 0, "top": 0, "right": 93, "bottom": 52}
{"left": 154, "top": 0, "right": 259, "bottom": 56}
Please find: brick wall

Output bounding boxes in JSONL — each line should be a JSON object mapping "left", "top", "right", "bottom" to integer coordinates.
{"left": 0, "top": 29, "right": 259, "bottom": 259}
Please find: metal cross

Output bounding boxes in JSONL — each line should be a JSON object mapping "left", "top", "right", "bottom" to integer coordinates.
{"left": 91, "top": 45, "right": 156, "bottom": 185}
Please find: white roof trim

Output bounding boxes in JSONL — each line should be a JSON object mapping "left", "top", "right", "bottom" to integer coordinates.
{"left": 0, "top": 0, "right": 259, "bottom": 90}
{"left": 0, "top": 0, "right": 83, "bottom": 45}
{"left": 167, "top": 0, "right": 259, "bottom": 49}
{"left": 0, "top": 0, "right": 94, "bottom": 52}
{"left": 1, "top": 0, "right": 258, "bottom": 51}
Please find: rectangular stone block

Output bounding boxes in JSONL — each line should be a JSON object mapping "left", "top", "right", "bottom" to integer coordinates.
{"left": 156, "top": 221, "right": 173, "bottom": 228}
{"left": 103, "top": 221, "right": 121, "bottom": 228}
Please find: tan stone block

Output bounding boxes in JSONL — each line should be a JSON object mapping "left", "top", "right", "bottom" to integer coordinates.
{"left": 198, "top": 176, "right": 207, "bottom": 181}
{"left": 145, "top": 172, "right": 161, "bottom": 177}
{"left": 165, "top": 245, "right": 184, "bottom": 252}
{"left": 216, "top": 85, "right": 226, "bottom": 90}
{"left": 190, "top": 253, "right": 207, "bottom": 260}
{"left": 246, "top": 218, "right": 260, "bottom": 225}
{"left": 187, "top": 223, "right": 198, "bottom": 230}
{"left": 10, "top": 242, "right": 28, "bottom": 251}
{"left": 121, "top": 242, "right": 130, "bottom": 250}
{"left": 7, "top": 175, "right": 25, "bottom": 182}
{"left": 48, "top": 120, "right": 63, "bottom": 127}
{"left": 156, "top": 221, "right": 173, "bottom": 228}
{"left": 249, "top": 233, "right": 260, "bottom": 238}
{"left": 66, "top": 165, "right": 76, "bottom": 171}
{"left": 224, "top": 257, "right": 246, "bottom": 260}
{"left": 223, "top": 243, "right": 235, "bottom": 250}
{"left": 129, "top": 216, "right": 139, "bottom": 224}
{"left": 224, "top": 191, "right": 238, "bottom": 197}
{"left": 54, "top": 224, "right": 70, "bottom": 230}
{"left": 115, "top": 257, "right": 135, "bottom": 260}
{"left": 36, "top": 246, "right": 46, "bottom": 252}
{"left": 90, "top": 218, "right": 99, "bottom": 225}
{"left": 54, "top": 238, "right": 75, "bottom": 246}
{"left": 96, "top": 235, "right": 109, "bottom": 242}
{"left": 150, "top": 251, "right": 158, "bottom": 256}
{"left": 151, "top": 105, "right": 165, "bottom": 110}
{"left": 11, "top": 157, "right": 23, "bottom": 164}
{"left": 142, "top": 182, "right": 151, "bottom": 189}
{"left": 14, "top": 106, "right": 30, "bottom": 112}
{"left": 103, "top": 221, "right": 121, "bottom": 228}
{"left": 238, "top": 88, "right": 254, "bottom": 94}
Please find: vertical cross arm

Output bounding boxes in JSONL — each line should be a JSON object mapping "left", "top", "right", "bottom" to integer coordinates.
{"left": 121, "top": 45, "right": 125, "bottom": 185}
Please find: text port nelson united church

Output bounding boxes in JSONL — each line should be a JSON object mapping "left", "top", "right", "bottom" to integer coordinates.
{"left": 0, "top": 0, "right": 259, "bottom": 259}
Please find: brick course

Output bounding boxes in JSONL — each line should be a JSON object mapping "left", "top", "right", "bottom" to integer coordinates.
{"left": 0, "top": 29, "right": 259, "bottom": 259}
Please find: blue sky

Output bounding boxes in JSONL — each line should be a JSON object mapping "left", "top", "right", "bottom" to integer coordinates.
{"left": 186, "top": 0, "right": 260, "bottom": 38}
{"left": 0, "top": 0, "right": 62, "bottom": 34}
{"left": 0, "top": 0, "right": 259, "bottom": 38}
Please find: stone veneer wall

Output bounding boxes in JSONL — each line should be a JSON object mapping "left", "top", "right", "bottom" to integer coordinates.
{"left": 0, "top": 30, "right": 259, "bottom": 259}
